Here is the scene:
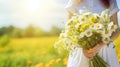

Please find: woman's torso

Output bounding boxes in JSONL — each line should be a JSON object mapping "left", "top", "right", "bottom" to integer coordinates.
{"left": 77, "top": 0, "right": 107, "bottom": 14}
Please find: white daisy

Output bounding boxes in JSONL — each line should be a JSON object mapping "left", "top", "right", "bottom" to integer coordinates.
{"left": 108, "top": 22, "right": 118, "bottom": 32}
{"left": 93, "top": 13, "right": 100, "bottom": 21}
{"left": 94, "top": 13, "right": 100, "bottom": 18}
{"left": 101, "top": 9, "right": 109, "bottom": 18}
{"left": 93, "top": 23, "right": 103, "bottom": 30}
{"left": 84, "top": 29, "right": 93, "bottom": 37}
{"left": 79, "top": 32, "right": 84, "bottom": 38}
{"left": 101, "top": 9, "right": 110, "bottom": 22}
{"left": 102, "top": 29, "right": 112, "bottom": 37}
{"left": 83, "top": 12, "right": 92, "bottom": 16}
{"left": 78, "top": 15, "right": 86, "bottom": 22}
{"left": 102, "top": 36, "right": 110, "bottom": 44}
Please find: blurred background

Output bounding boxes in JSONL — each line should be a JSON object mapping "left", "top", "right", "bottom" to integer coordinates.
{"left": 0, "top": 0, "right": 120, "bottom": 67}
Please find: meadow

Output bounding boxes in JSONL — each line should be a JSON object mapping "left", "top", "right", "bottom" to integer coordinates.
{"left": 0, "top": 36, "right": 68, "bottom": 67}
{"left": 0, "top": 36, "right": 120, "bottom": 67}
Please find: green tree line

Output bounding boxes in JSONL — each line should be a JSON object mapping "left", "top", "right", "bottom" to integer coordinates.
{"left": 0, "top": 25, "right": 62, "bottom": 38}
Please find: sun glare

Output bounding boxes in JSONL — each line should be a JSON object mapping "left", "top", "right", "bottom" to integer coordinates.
{"left": 24, "top": 0, "right": 41, "bottom": 13}
{"left": 11, "top": 0, "right": 62, "bottom": 30}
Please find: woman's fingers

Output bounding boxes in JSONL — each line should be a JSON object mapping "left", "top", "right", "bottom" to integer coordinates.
{"left": 83, "top": 47, "right": 101, "bottom": 60}
{"left": 83, "top": 42, "right": 105, "bottom": 60}
{"left": 93, "top": 45, "right": 100, "bottom": 52}
{"left": 92, "top": 42, "right": 104, "bottom": 54}
{"left": 83, "top": 49, "right": 96, "bottom": 60}
{"left": 89, "top": 57, "right": 93, "bottom": 60}
{"left": 83, "top": 49, "right": 91, "bottom": 59}
{"left": 88, "top": 51, "right": 96, "bottom": 57}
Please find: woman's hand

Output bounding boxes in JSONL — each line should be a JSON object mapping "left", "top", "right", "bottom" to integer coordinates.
{"left": 83, "top": 42, "right": 104, "bottom": 60}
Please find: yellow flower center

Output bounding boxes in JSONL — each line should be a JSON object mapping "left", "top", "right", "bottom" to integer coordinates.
{"left": 81, "top": 18, "right": 85, "bottom": 21}
{"left": 97, "top": 25, "right": 100, "bottom": 28}
{"left": 98, "top": 31, "right": 102, "bottom": 35}
{"left": 105, "top": 30, "right": 109, "bottom": 35}
{"left": 87, "top": 31, "right": 90, "bottom": 35}
{"left": 111, "top": 25, "right": 114, "bottom": 29}
{"left": 104, "top": 38, "right": 109, "bottom": 42}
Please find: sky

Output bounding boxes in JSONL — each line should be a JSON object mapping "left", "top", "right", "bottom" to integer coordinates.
{"left": 0, "top": 0, "right": 120, "bottom": 31}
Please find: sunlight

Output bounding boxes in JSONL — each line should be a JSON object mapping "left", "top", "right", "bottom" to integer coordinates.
{"left": 12, "top": 0, "right": 60, "bottom": 30}
{"left": 0, "top": 0, "right": 66, "bottom": 30}
{"left": 24, "top": 0, "right": 40, "bottom": 13}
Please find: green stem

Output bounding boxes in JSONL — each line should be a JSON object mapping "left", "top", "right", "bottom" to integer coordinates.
{"left": 94, "top": 57, "right": 102, "bottom": 67}
{"left": 92, "top": 59, "right": 98, "bottom": 67}
{"left": 96, "top": 55, "right": 109, "bottom": 67}
{"left": 97, "top": 55, "right": 108, "bottom": 65}
{"left": 94, "top": 56, "right": 105, "bottom": 67}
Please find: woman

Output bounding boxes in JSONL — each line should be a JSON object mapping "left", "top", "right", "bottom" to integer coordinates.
{"left": 65, "top": 0, "right": 120, "bottom": 67}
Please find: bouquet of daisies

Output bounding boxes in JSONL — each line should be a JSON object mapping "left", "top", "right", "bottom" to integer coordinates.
{"left": 54, "top": 9, "right": 118, "bottom": 67}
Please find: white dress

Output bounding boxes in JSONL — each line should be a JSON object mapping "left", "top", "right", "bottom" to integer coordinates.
{"left": 65, "top": 0, "right": 120, "bottom": 67}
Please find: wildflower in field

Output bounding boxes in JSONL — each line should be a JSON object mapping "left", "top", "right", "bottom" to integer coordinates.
{"left": 45, "top": 63, "right": 52, "bottom": 67}
{"left": 49, "top": 59, "right": 55, "bottom": 65}
{"left": 55, "top": 58, "right": 62, "bottom": 63}
{"left": 41, "top": 51, "right": 46, "bottom": 55}
{"left": 0, "top": 47, "right": 6, "bottom": 52}
{"left": 63, "top": 58, "right": 68, "bottom": 65}
{"left": 35, "top": 63, "right": 44, "bottom": 67}
{"left": 28, "top": 60, "right": 32, "bottom": 65}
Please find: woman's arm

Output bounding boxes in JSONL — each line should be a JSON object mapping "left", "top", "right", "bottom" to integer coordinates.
{"left": 110, "top": 12, "right": 120, "bottom": 41}
{"left": 67, "top": 11, "right": 74, "bottom": 20}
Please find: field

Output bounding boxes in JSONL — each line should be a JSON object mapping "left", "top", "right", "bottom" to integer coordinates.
{"left": 0, "top": 36, "right": 68, "bottom": 67}
{"left": 0, "top": 36, "right": 120, "bottom": 67}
